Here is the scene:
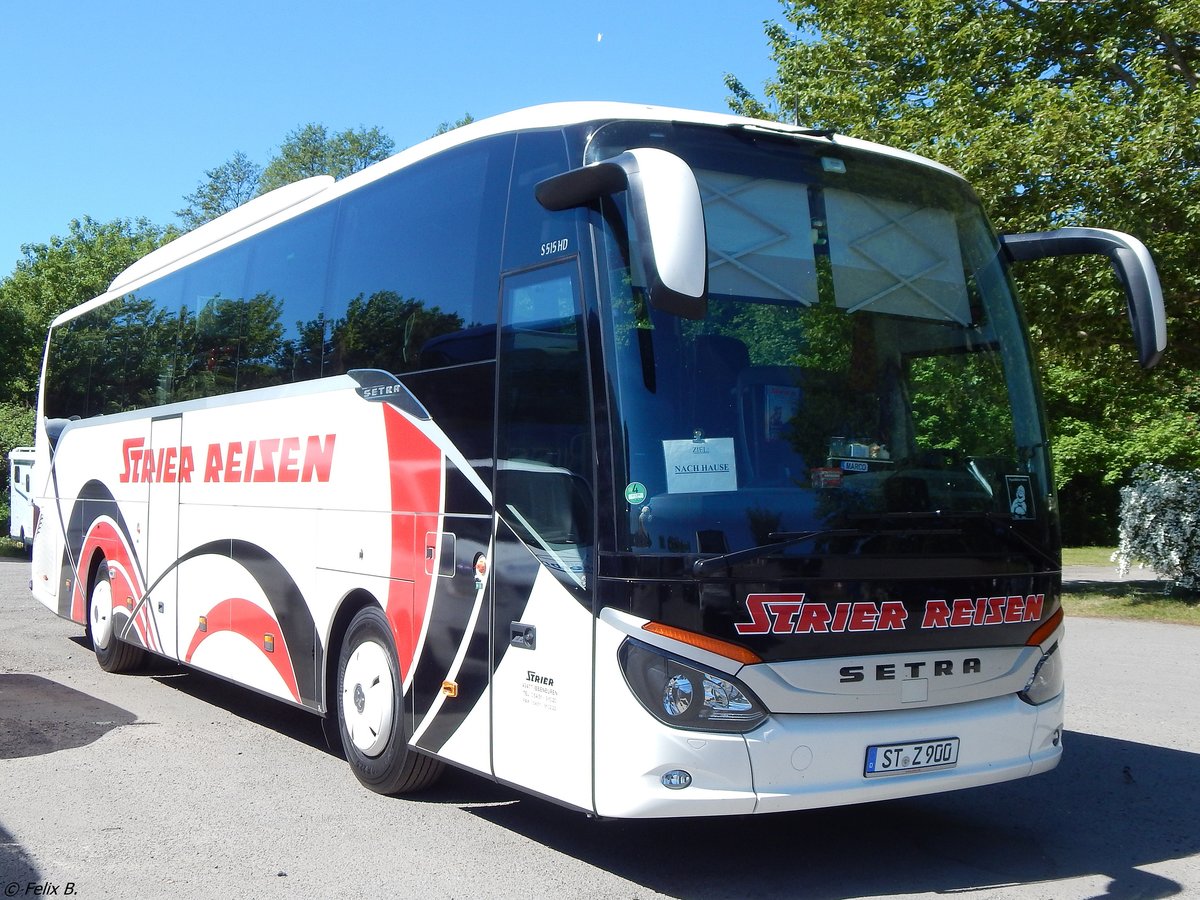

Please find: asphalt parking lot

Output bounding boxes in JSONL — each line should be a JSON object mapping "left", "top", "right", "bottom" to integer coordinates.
{"left": 2, "top": 556, "right": 1198, "bottom": 899}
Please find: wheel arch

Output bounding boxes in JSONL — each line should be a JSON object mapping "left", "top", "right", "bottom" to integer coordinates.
{"left": 84, "top": 546, "right": 107, "bottom": 606}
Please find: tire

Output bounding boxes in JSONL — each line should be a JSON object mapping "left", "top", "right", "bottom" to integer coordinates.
{"left": 87, "top": 561, "right": 145, "bottom": 674}
{"left": 336, "top": 605, "right": 443, "bottom": 795}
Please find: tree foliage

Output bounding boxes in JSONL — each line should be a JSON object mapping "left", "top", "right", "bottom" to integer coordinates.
{"left": 258, "top": 123, "right": 396, "bottom": 194}
{"left": 177, "top": 124, "right": 398, "bottom": 230}
{"left": 728, "top": 0, "right": 1200, "bottom": 540}
{"left": 175, "top": 151, "right": 262, "bottom": 231}
{"left": 432, "top": 114, "right": 475, "bottom": 137}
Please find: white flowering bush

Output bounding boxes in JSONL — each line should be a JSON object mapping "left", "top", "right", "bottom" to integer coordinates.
{"left": 1114, "top": 465, "right": 1200, "bottom": 590}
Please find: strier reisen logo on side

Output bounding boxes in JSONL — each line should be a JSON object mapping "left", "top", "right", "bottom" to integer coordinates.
{"left": 119, "top": 434, "right": 335, "bottom": 484}
{"left": 734, "top": 593, "right": 1046, "bottom": 635}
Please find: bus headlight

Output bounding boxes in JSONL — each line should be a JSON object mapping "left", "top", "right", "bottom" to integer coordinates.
{"left": 1019, "top": 642, "right": 1063, "bottom": 705}
{"left": 618, "top": 638, "right": 767, "bottom": 733}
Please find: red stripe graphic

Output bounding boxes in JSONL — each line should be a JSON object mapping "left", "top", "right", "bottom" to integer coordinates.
{"left": 380, "top": 405, "right": 444, "bottom": 678}
{"left": 184, "top": 597, "right": 301, "bottom": 702}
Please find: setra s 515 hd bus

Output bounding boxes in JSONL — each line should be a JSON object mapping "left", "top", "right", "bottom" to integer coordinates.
{"left": 28, "top": 103, "right": 1166, "bottom": 817}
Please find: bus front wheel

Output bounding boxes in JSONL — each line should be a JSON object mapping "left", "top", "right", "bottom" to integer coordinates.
{"left": 335, "top": 605, "right": 443, "bottom": 795}
{"left": 87, "top": 561, "right": 145, "bottom": 673}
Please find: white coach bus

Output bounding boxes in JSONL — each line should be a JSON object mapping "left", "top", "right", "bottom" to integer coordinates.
{"left": 29, "top": 103, "right": 1165, "bottom": 817}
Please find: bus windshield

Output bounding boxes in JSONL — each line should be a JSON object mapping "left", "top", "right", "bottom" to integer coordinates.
{"left": 590, "top": 122, "right": 1053, "bottom": 563}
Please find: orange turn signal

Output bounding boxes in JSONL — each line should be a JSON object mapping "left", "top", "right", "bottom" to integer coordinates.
{"left": 641, "top": 622, "right": 761, "bottom": 665}
{"left": 1026, "top": 607, "right": 1064, "bottom": 647}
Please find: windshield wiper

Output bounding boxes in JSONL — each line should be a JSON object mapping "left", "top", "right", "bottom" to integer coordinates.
{"left": 692, "top": 529, "right": 860, "bottom": 576}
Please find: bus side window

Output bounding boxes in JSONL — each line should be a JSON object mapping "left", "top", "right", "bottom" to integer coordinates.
{"left": 242, "top": 204, "right": 337, "bottom": 384}
{"left": 177, "top": 244, "right": 253, "bottom": 399}
{"left": 326, "top": 135, "right": 513, "bottom": 377}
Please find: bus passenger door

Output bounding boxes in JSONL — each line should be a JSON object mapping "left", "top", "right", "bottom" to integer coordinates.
{"left": 490, "top": 262, "right": 596, "bottom": 811}
{"left": 145, "top": 415, "right": 182, "bottom": 659}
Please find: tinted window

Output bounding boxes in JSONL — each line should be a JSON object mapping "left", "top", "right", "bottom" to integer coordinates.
{"left": 244, "top": 206, "right": 337, "bottom": 383}
{"left": 46, "top": 135, "right": 517, "bottom": 419}
{"left": 326, "top": 135, "right": 513, "bottom": 375}
{"left": 45, "top": 287, "right": 182, "bottom": 419}
{"left": 175, "top": 243, "right": 260, "bottom": 398}
{"left": 502, "top": 130, "right": 572, "bottom": 272}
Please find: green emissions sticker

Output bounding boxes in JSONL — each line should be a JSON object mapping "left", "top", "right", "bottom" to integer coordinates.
{"left": 624, "top": 482, "right": 647, "bottom": 505}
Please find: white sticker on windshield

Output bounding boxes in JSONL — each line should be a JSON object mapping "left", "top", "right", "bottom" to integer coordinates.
{"left": 1006, "top": 475, "right": 1035, "bottom": 520}
{"left": 664, "top": 438, "right": 737, "bottom": 494}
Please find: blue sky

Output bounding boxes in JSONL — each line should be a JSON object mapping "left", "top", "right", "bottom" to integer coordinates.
{"left": 0, "top": 1, "right": 786, "bottom": 272}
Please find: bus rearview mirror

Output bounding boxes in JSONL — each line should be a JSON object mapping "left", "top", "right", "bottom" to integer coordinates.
{"left": 536, "top": 148, "right": 708, "bottom": 320}
{"left": 999, "top": 227, "right": 1167, "bottom": 369}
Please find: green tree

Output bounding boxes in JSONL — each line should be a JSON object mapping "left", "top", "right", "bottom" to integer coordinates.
{"left": 258, "top": 123, "right": 395, "bottom": 193}
{"left": 176, "top": 116, "right": 486, "bottom": 231}
{"left": 432, "top": 113, "right": 475, "bottom": 137}
{"left": 175, "top": 151, "right": 263, "bottom": 230}
{"left": 728, "top": 0, "right": 1200, "bottom": 541}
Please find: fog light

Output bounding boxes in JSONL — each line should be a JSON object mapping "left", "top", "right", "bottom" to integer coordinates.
{"left": 661, "top": 770, "right": 692, "bottom": 790}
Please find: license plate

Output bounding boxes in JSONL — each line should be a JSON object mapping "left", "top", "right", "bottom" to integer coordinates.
{"left": 864, "top": 737, "right": 959, "bottom": 777}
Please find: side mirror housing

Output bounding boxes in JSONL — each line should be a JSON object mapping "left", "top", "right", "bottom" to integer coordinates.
{"left": 999, "top": 227, "right": 1167, "bottom": 369}
{"left": 536, "top": 148, "right": 708, "bottom": 319}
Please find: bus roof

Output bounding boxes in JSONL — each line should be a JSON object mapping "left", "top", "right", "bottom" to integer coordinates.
{"left": 67, "top": 102, "right": 965, "bottom": 328}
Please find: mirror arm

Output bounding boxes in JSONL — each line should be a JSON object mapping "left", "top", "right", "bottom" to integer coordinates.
{"left": 999, "top": 227, "right": 1167, "bottom": 369}
{"left": 536, "top": 150, "right": 708, "bottom": 320}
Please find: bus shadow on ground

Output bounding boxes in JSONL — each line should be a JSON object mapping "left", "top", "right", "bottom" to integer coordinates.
{"left": 147, "top": 666, "right": 334, "bottom": 755}
{"left": 0, "top": 823, "right": 41, "bottom": 887}
{"left": 467, "top": 730, "right": 1199, "bottom": 899}
{"left": 0, "top": 673, "right": 137, "bottom": 760}
{"left": 64, "top": 634, "right": 334, "bottom": 756}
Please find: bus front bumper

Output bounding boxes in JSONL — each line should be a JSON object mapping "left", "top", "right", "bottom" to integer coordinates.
{"left": 593, "top": 691, "right": 1063, "bottom": 818}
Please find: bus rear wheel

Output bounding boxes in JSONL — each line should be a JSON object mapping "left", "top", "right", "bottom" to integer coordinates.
{"left": 336, "top": 605, "right": 443, "bottom": 795}
{"left": 87, "top": 561, "right": 145, "bottom": 673}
